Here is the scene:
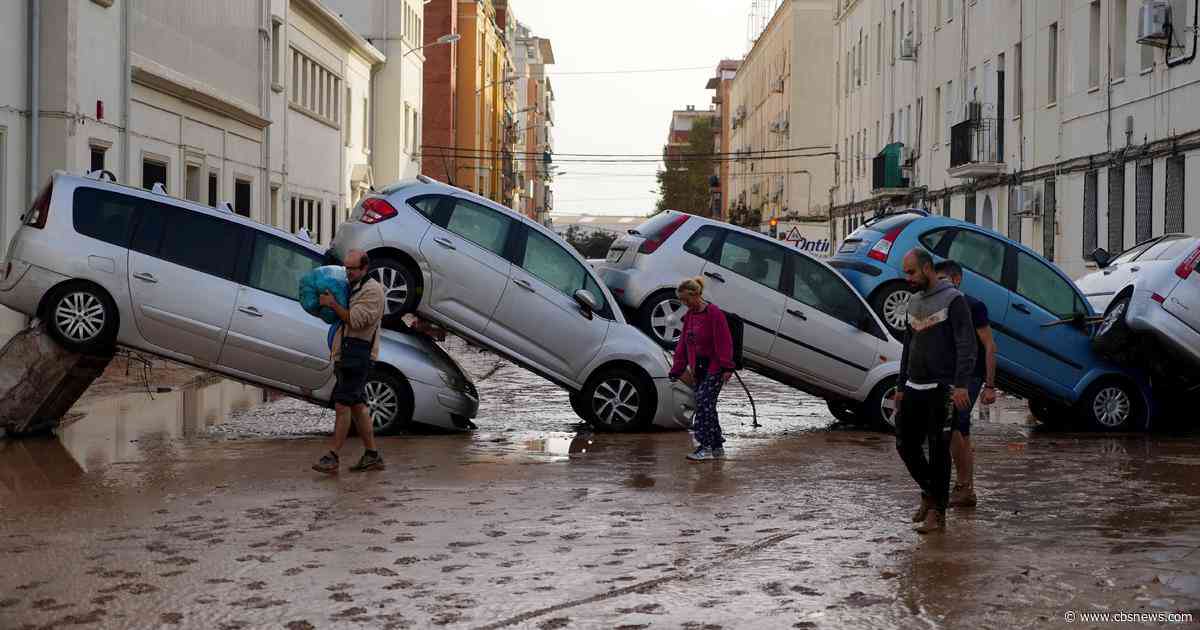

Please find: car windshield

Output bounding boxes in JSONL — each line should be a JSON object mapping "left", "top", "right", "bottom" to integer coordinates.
{"left": 1140, "top": 235, "right": 1194, "bottom": 261}
{"left": 631, "top": 212, "right": 682, "bottom": 239}
{"left": 859, "top": 212, "right": 923, "bottom": 234}
{"left": 1110, "top": 239, "right": 1160, "bottom": 264}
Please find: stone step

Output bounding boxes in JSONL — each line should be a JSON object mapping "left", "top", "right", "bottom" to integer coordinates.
{"left": 0, "top": 323, "right": 112, "bottom": 436}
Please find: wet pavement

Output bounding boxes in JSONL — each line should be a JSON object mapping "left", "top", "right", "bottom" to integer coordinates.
{"left": 1, "top": 340, "right": 1199, "bottom": 629}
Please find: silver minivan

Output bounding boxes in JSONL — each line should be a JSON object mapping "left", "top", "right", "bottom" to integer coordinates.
{"left": 328, "top": 177, "right": 696, "bottom": 432}
{"left": 0, "top": 172, "right": 479, "bottom": 434}
{"left": 596, "top": 211, "right": 903, "bottom": 428}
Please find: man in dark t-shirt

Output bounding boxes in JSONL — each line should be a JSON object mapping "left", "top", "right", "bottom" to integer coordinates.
{"left": 935, "top": 260, "right": 997, "bottom": 509}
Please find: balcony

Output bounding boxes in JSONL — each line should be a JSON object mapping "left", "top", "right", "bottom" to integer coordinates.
{"left": 871, "top": 142, "right": 913, "bottom": 198}
{"left": 948, "top": 116, "right": 1005, "bottom": 179}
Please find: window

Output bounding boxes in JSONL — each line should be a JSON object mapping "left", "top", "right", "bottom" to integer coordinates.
{"left": 1170, "top": 0, "right": 1190, "bottom": 61}
{"left": 185, "top": 163, "right": 202, "bottom": 202}
{"left": 1048, "top": 23, "right": 1058, "bottom": 104}
{"left": 891, "top": 10, "right": 897, "bottom": 64}
{"left": 789, "top": 253, "right": 864, "bottom": 327}
{"left": 291, "top": 196, "right": 319, "bottom": 242}
{"left": 344, "top": 87, "right": 352, "bottom": 147}
{"left": 1166, "top": 155, "right": 1185, "bottom": 233}
{"left": 1016, "top": 252, "right": 1079, "bottom": 318}
{"left": 520, "top": 228, "right": 595, "bottom": 302}
{"left": 446, "top": 199, "right": 512, "bottom": 256}
{"left": 942, "top": 195, "right": 951, "bottom": 217}
{"left": 1083, "top": 171, "right": 1099, "bottom": 258}
{"left": 1136, "top": 162, "right": 1154, "bottom": 243}
{"left": 1142, "top": 235, "right": 1193, "bottom": 260}
{"left": 1109, "top": 165, "right": 1126, "bottom": 252}
{"left": 208, "top": 172, "right": 218, "bottom": 207}
{"left": 288, "top": 48, "right": 341, "bottom": 126}
{"left": 944, "top": 81, "right": 953, "bottom": 144}
{"left": 89, "top": 145, "right": 106, "bottom": 173}
{"left": 945, "top": 229, "right": 1006, "bottom": 283}
{"left": 1014, "top": 42, "right": 1023, "bottom": 116}
{"left": 945, "top": 0, "right": 955, "bottom": 21}
{"left": 1142, "top": 24, "right": 1156, "bottom": 70}
{"left": 235, "top": 179, "right": 251, "bottom": 218}
{"left": 363, "top": 97, "right": 369, "bottom": 149}
{"left": 965, "top": 195, "right": 977, "bottom": 224}
{"left": 248, "top": 234, "right": 322, "bottom": 301}
{"left": 271, "top": 18, "right": 282, "bottom": 89}
{"left": 72, "top": 188, "right": 137, "bottom": 247}
{"left": 1114, "top": 0, "right": 1128, "bottom": 79}
{"left": 1112, "top": 239, "right": 1158, "bottom": 264}
{"left": 716, "top": 232, "right": 784, "bottom": 291}
{"left": 683, "top": 226, "right": 721, "bottom": 260}
{"left": 154, "top": 205, "right": 242, "bottom": 280}
{"left": 142, "top": 158, "right": 167, "bottom": 191}
{"left": 876, "top": 23, "right": 882, "bottom": 74}
{"left": 919, "top": 228, "right": 956, "bottom": 254}
{"left": 1090, "top": 2, "right": 1101, "bottom": 89}
{"left": 407, "top": 195, "right": 443, "bottom": 221}
{"left": 1043, "top": 178, "right": 1057, "bottom": 261}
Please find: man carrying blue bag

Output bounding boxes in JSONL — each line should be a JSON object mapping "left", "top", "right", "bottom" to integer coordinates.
{"left": 311, "top": 249, "right": 387, "bottom": 474}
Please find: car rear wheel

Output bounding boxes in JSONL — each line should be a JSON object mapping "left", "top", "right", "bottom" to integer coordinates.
{"left": 862, "top": 377, "right": 900, "bottom": 432}
{"left": 369, "top": 256, "right": 420, "bottom": 328}
{"left": 1093, "top": 296, "right": 1134, "bottom": 361}
{"left": 637, "top": 290, "right": 685, "bottom": 349}
{"left": 44, "top": 283, "right": 118, "bottom": 354}
{"left": 364, "top": 370, "right": 414, "bottom": 435}
{"left": 1078, "top": 380, "right": 1142, "bottom": 432}
{"left": 581, "top": 368, "right": 655, "bottom": 432}
{"left": 871, "top": 283, "right": 912, "bottom": 338}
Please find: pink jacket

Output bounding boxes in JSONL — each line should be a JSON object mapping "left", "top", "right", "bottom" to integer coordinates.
{"left": 670, "top": 303, "right": 735, "bottom": 379}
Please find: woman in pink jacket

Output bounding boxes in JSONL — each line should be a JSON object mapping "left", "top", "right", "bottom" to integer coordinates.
{"left": 669, "top": 277, "right": 735, "bottom": 461}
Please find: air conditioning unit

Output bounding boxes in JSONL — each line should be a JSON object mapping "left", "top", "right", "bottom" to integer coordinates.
{"left": 899, "top": 32, "right": 916, "bottom": 60}
{"left": 1138, "top": 0, "right": 1171, "bottom": 45}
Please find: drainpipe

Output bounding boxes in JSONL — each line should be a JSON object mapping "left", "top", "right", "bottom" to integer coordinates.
{"left": 1166, "top": 0, "right": 1199, "bottom": 68}
{"left": 28, "top": 0, "right": 40, "bottom": 202}
{"left": 121, "top": 0, "right": 130, "bottom": 184}
{"left": 1106, "top": 0, "right": 1113, "bottom": 152}
{"left": 261, "top": 0, "right": 271, "bottom": 224}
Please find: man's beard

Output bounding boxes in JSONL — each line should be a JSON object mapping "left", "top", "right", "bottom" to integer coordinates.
{"left": 908, "top": 275, "right": 930, "bottom": 292}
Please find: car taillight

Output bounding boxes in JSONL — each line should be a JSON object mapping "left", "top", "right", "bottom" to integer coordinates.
{"left": 24, "top": 182, "right": 53, "bottom": 229}
{"left": 638, "top": 215, "right": 690, "bottom": 255}
{"left": 359, "top": 198, "right": 398, "bottom": 224}
{"left": 1176, "top": 244, "right": 1200, "bottom": 279}
{"left": 867, "top": 225, "right": 904, "bottom": 262}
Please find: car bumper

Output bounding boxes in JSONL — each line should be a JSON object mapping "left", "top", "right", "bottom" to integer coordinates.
{"left": 828, "top": 258, "right": 891, "bottom": 295}
{"left": 1127, "top": 292, "right": 1200, "bottom": 368}
{"left": 0, "top": 261, "right": 70, "bottom": 318}
{"left": 595, "top": 266, "right": 648, "bottom": 310}
{"left": 329, "top": 222, "right": 384, "bottom": 263}
{"left": 649, "top": 377, "right": 695, "bottom": 429}
{"left": 409, "top": 378, "right": 480, "bottom": 431}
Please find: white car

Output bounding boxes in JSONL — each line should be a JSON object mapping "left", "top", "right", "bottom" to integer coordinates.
{"left": 1079, "top": 235, "right": 1200, "bottom": 377}
{"left": 0, "top": 171, "right": 479, "bottom": 434}
{"left": 595, "top": 210, "right": 904, "bottom": 428}
{"left": 328, "top": 177, "right": 695, "bottom": 432}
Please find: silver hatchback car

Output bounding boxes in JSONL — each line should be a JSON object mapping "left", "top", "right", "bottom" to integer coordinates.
{"left": 329, "top": 177, "right": 695, "bottom": 432}
{"left": 0, "top": 171, "right": 479, "bottom": 434}
{"left": 595, "top": 211, "right": 904, "bottom": 428}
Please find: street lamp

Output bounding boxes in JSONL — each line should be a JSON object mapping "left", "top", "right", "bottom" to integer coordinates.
{"left": 402, "top": 33, "right": 461, "bottom": 59}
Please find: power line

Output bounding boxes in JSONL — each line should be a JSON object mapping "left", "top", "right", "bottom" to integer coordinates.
{"left": 417, "top": 151, "right": 838, "bottom": 165}
{"left": 543, "top": 65, "right": 712, "bottom": 76}
{"left": 420, "top": 144, "right": 833, "bottom": 158}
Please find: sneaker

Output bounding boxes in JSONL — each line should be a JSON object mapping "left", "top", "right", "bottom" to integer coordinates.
{"left": 350, "top": 451, "right": 385, "bottom": 472}
{"left": 949, "top": 484, "right": 977, "bottom": 508}
{"left": 712, "top": 447, "right": 726, "bottom": 459}
{"left": 911, "top": 494, "right": 934, "bottom": 523}
{"left": 686, "top": 448, "right": 714, "bottom": 461}
{"left": 312, "top": 451, "right": 339, "bottom": 474}
{"left": 913, "top": 509, "right": 945, "bottom": 535}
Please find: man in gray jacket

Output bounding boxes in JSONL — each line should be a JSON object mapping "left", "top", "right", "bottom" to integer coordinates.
{"left": 894, "top": 248, "right": 977, "bottom": 534}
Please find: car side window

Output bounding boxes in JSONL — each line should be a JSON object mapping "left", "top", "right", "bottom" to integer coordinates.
{"left": 789, "top": 253, "right": 865, "bottom": 327}
{"left": 446, "top": 199, "right": 512, "bottom": 256}
{"left": 407, "top": 195, "right": 442, "bottom": 221}
{"left": 918, "top": 228, "right": 955, "bottom": 256}
{"left": 142, "top": 204, "right": 242, "bottom": 280}
{"left": 945, "top": 230, "right": 1005, "bottom": 284}
{"left": 73, "top": 188, "right": 138, "bottom": 247}
{"left": 683, "top": 226, "right": 721, "bottom": 260}
{"left": 1015, "top": 252, "right": 1079, "bottom": 318}
{"left": 716, "top": 231, "right": 784, "bottom": 291}
{"left": 520, "top": 228, "right": 613, "bottom": 318}
{"left": 247, "top": 234, "right": 323, "bottom": 301}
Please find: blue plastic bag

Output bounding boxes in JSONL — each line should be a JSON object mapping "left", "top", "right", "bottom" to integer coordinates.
{"left": 299, "top": 265, "right": 349, "bottom": 325}
{"left": 327, "top": 322, "right": 341, "bottom": 351}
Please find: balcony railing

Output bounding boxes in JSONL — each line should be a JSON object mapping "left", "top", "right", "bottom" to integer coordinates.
{"left": 949, "top": 117, "right": 1004, "bottom": 178}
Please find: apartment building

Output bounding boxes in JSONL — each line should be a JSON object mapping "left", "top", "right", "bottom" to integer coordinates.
{"left": 728, "top": 0, "right": 837, "bottom": 229}
{"left": 706, "top": 59, "right": 741, "bottom": 222}
{"left": 512, "top": 21, "right": 556, "bottom": 223}
{"left": 834, "top": 0, "right": 1200, "bottom": 279}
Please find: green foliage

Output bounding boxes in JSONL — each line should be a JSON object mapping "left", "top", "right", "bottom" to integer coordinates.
{"left": 655, "top": 117, "right": 716, "bottom": 215}
{"left": 563, "top": 225, "right": 618, "bottom": 259}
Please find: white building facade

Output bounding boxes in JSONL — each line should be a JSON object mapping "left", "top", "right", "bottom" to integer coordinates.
{"left": 833, "top": 0, "right": 1200, "bottom": 280}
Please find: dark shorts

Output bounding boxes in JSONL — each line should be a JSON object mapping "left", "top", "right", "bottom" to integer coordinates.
{"left": 954, "top": 378, "right": 984, "bottom": 436}
{"left": 332, "top": 361, "right": 370, "bottom": 407}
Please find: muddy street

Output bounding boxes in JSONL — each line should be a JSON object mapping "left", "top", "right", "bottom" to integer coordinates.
{"left": 1, "top": 345, "right": 1198, "bottom": 629}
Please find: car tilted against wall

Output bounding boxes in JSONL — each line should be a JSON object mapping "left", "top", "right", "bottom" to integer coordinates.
{"left": 1, "top": 172, "right": 479, "bottom": 434}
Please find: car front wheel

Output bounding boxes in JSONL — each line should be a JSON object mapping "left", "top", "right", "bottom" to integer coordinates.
{"left": 44, "top": 283, "right": 119, "bottom": 353}
{"left": 363, "top": 370, "right": 414, "bottom": 435}
{"left": 871, "top": 283, "right": 912, "bottom": 338}
{"left": 581, "top": 368, "right": 655, "bottom": 432}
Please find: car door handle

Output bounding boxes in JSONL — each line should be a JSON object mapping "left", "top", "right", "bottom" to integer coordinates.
{"left": 512, "top": 278, "right": 536, "bottom": 292}
{"left": 238, "top": 306, "right": 263, "bottom": 318}
{"left": 434, "top": 237, "right": 457, "bottom": 250}
{"left": 132, "top": 272, "right": 158, "bottom": 284}
{"left": 1013, "top": 303, "right": 1031, "bottom": 315}
{"left": 787, "top": 308, "right": 807, "bottom": 321}
{"left": 703, "top": 271, "right": 726, "bottom": 283}
{"left": 1130, "top": 266, "right": 1140, "bottom": 272}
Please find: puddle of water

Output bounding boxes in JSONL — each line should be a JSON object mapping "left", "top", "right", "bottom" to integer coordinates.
{"left": 59, "top": 379, "right": 265, "bottom": 472}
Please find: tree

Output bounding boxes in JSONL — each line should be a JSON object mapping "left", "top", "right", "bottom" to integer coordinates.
{"left": 655, "top": 116, "right": 716, "bottom": 215}
{"left": 563, "top": 226, "right": 617, "bottom": 259}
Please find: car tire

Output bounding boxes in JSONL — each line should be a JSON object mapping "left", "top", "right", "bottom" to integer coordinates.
{"left": 580, "top": 367, "right": 655, "bottom": 432}
{"left": 569, "top": 391, "right": 591, "bottom": 422}
{"left": 826, "top": 400, "right": 858, "bottom": 424}
{"left": 363, "top": 369, "right": 414, "bottom": 435}
{"left": 870, "top": 282, "right": 912, "bottom": 339}
{"left": 1028, "top": 399, "right": 1069, "bottom": 427}
{"left": 369, "top": 256, "right": 420, "bottom": 328}
{"left": 43, "top": 283, "right": 119, "bottom": 354}
{"left": 1093, "top": 296, "right": 1134, "bottom": 361}
{"left": 861, "top": 376, "right": 900, "bottom": 432}
{"left": 1077, "top": 379, "right": 1142, "bottom": 432}
{"left": 637, "top": 290, "right": 686, "bottom": 349}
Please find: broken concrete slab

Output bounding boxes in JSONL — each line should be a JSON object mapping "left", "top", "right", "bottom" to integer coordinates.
{"left": 0, "top": 323, "right": 112, "bottom": 436}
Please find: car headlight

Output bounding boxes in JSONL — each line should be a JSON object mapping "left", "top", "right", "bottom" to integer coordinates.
{"left": 439, "top": 370, "right": 469, "bottom": 393}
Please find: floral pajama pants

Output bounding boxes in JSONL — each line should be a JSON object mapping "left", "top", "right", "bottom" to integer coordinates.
{"left": 692, "top": 372, "right": 725, "bottom": 450}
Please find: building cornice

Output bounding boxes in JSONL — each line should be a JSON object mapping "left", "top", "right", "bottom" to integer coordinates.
{"left": 292, "top": 0, "right": 386, "bottom": 64}
{"left": 130, "top": 55, "right": 271, "bottom": 129}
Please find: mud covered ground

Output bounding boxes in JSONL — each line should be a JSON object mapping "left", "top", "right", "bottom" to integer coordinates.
{"left": 1, "top": 341, "right": 1198, "bottom": 629}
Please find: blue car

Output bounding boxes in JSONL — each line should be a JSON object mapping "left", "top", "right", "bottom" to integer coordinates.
{"left": 829, "top": 210, "right": 1153, "bottom": 431}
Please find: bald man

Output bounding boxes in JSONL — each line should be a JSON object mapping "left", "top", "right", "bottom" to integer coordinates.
{"left": 313, "top": 249, "right": 387, "bottom": 474}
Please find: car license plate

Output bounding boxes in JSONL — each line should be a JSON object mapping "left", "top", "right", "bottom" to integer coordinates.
{"left": 606, "top": 248, "right": 625, "bottom": 263}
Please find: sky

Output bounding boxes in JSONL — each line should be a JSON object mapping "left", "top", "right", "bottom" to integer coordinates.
{"left": 509, "top": 0, "right": 756, "bottom": 217}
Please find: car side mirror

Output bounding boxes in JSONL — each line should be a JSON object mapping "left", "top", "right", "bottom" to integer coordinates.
{"left": 574, "top": 289, "right": 599, "bottom": 314}
{"left": 1091, "top": 247, "right": 1111, "bottom": 269}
